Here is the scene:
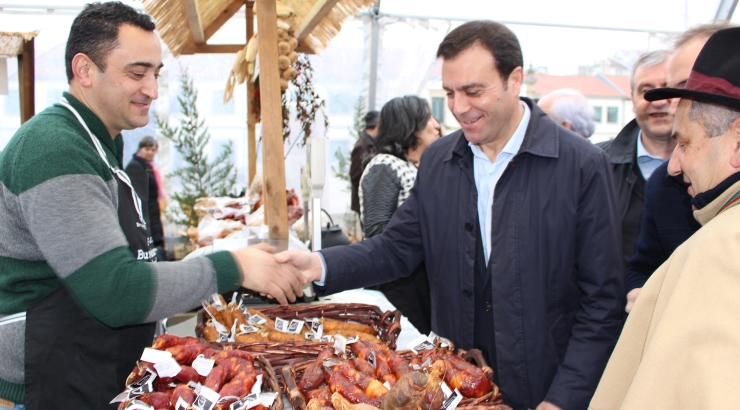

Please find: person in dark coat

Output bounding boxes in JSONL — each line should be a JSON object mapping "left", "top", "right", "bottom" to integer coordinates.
{"left": 597, "top": 50, "right": 677, "bottom": 279}
{"left": 350, "top": 111, "right": 379, "bottom": 217}
{"left": 125, "top": 136, "right": 166, "bottom": 259}
{"left": 277, "top": 20, "right": 624, "bottom": 410}
{"left": 623, "top": 23, "right": 728, "bottom": 313}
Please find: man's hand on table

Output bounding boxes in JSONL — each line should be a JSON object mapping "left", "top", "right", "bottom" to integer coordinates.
{"left": 275, "top": 250, "right": 324, "bottom": 283}
{"left": 231, "top": 243, "right": 308, "bottom": 305}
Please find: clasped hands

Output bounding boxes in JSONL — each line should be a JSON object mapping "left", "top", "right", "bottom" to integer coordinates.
{"left": 230, "top": 245, "right": 323, "bottom": 305}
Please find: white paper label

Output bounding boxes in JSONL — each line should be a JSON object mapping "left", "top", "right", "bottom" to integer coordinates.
{"left": 368, "top": 351, "right": 377, "bottom": 369}
{"left": 428, "top": 331, "right": 440, "bottom": 346}
{"left": 310, "top": 320, "right": 322, "bottom": 334}
{"left": 110, "top": 390, "right": 131, "bottom": 404}
{"left": 259, "top": 392, "right": 278, "bottom": 407}
{"left": 440, "top": 381, "right": 453, "bottom": 398}
{"left": 239, "top": 324, "right": 259, "bottom": 334}
{"left": 345, "top": 335, "right": 359, "bottom": 344}
{"left": 193, "top": 386, "right": 220, "bottom": 410}
{"left": 203, "top": 302, "right": 228, "bottom": 333}
{"left": 123, "top": 400, "right": 154, "bottom": 410}
{"left": 229, "top": 321, "right": 237, "bottom": 342}
{"left": 305, "top": 333, "right": 317, "bottom": 341}
{"left": 248, "top": 313, "right": 267, "bottom": 325}
{"left": 192, "top": 355, "right": 215, "bottom": 377}
{"left": 287, "top": 319, "right": 305, "bottom": 334}
{"left": 250, "top": 374, "right": 263, "bottom": 395}
{"left": 320, "top": 335, "right": 334, "bottom": 343}
{"left": 230, "top": 292, "right": 238, "bottom": 305}
{"left": 140, "top": 347, "right": 173, "bottom": 364}
{"left": 174, "top": 397, "right": 190, "bottom": 410}
{"left": 230, "top": 393, "right": 260, "bottom": 410}
{"left": 188, "top": 381, "right": 203, "bottom": 394}
{"left": 383, "top": 381, "right": 391, "bottom": 390}
{"left": 407, "top": 335, "right": 435, "bottom": 354}
{"left": 275, "top": 317, "right": 288, "bottom": 332}
{"left": 211, "top": 294, "right": 224, "bottom": 308}
{"left": 440, "top": 388, "right": 463, "bottom": 410}
{"left": 154, "top": 357, "right": 182, "bottom": 378}
{"left": 333, "top": 334, "right": 347, "bottom": 357}
{"left": 126, "top": 369, "right": 157, "bottom": 399}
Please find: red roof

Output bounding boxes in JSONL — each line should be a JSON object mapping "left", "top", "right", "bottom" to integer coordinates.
{"left": 532, "top": 74, "right": 631, "bottom": 98}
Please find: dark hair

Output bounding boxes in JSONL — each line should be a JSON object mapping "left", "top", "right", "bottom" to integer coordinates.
{"left": 373, "top": 96, "right": 431, "bottom": 160}
{"left": 364, "top": 110, "right": 380, "bottom": 129}
{"left": 437, "top": 20, "right": 523, "bottom": 84}
{"left": 65, "top": 2, "right": 156, "bottom": 82}
{"left": 138, "top": 136, "right": 158, "bottom": 149}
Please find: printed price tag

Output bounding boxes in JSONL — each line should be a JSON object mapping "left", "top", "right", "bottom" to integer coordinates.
{"left": 275, "top": 317, "right": 288, "bottom": 333}
{"left": 368, "top": 351, "right": 377, "bottom": 369}
{"left": 192, "top": 386, "right": 220, "bottom": 410}
{"left": 320, "top": 335, "right": 334, "bottom": 343}
{"left": 440, "top": 381, "right": 453, "bottom": 398}
{"left": 154, "top": 357, "right": 182, "bottom": 378}
{"left": 126, "top": 369, "right": 157, "bottom": 399}
{"left": 333, "top": 335, "right": 347, "bottom": 357}
{"left": 345, "top": 335, "right": 359, "bottom": 344}
{"left": 287, "top": 319, "right": 305, "bottom": 334}
{"left": 123, "top": 400, "right": 154, "bottom": 410}
{"left": 187, "top": 381, "right": 203, "bottom": 394}
{"left": 203, "top": 302, "right": 228, "bottom": 333}
{"left": 210, "top": 294, "right": 224, "bottom": 308}
{"left": 239, "top": 324, "right": 260, "bottom": 334}
{"left": 248, "top": 313, "right": 266, "bottom": 325}
{"left": 230, "top": 292, "right": 238, "bottom": 305}
{"left": 250, "top": 374, "right": 263, "bottom": 395}
{"left": 305, "top": 333, "right": 317, "bottom": 341}
{"left": 140, "top": 347, "right": 173, "bottom": 364}
{"left": 428, "top": 331, "right": 440, "bottom": 346}
{"left": 440, "top": 388, "right": 463, "bottom": 410}
{"left": 218, "top": 333, "right": 230, "bottom": 343}
{"left": 230, "top": 393, "right": 260, "bottom": 410}
{"left": 193, "top": 355, "right": 215, "bottom": 377}
{"left": 174, "top": 397, "right": 190, "bottom": 410}
{"left": 309, "top": 320, "right": 322, "bottom": 333}
{"left": 407, "top": 335, "right": 435, "bottom": 354}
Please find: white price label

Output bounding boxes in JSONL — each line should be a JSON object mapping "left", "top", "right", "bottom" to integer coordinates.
{"left": 248, "top": 313, "right": 267, "bottom": 325}
{"left": 383, "top": 381, "right": 391, "bottom": 390}
{"left": 174, "top": 397, "right": 190, "bottom": 410}
{"left": 239, "top": 324, "right": 259, "bottom": 334}
{"left": 230, "top": 393, "right": 260, "bottom": 410}
{"left": 407, "top": 335, "right": 435, "bottom": 354}
{"left": 250, "top": 374, "right": 263, "bottom": 395}
{"left": 210, "top": 294, "right": 224, "bottom": 308}
{"left": 440, "top": 381, "right": 453, "bottom": 398}
{"left": 192, "top": 355, "right": 215, "bottom": 377}
{"left": 154, "top": 357, "right": 182, "bottom": 378}
{"left": 287, "top": 319, "right": 305, "bottom": 334}
{"left": 260, "top": 392, "right": 279, "bottom": 407}
{"left": 193, "top": 386, "right": 220, "bottom": 410}
{"left": 345, "top": 335, "right": 359, "bottom": 344}
{"left": 440, "top": 388, "right": 463, "bottom": 410}
{"left": 333, "top": 335, "right": 347, "bottom": 357}
{"left": 140, "top": 347, "right": 172, "bottom": 364}
{"left": 123, "top": 400, "right": 154, "bottom": 410}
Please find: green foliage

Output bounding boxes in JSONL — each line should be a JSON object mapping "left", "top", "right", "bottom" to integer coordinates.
{"left": 350, "top": 96, "right": 366, "bottom": 141}
{"left": 159, "top": 70, "right": 237, "bottom": 227}
{"left": 330, "top": 149, "right": 350, "bottom": 186}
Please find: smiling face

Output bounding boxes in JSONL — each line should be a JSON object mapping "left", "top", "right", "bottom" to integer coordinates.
{"left": 442, "top": 43, "right": 523, "bottom": 156}
{"left": 632, "top": 62, "right": 677, "bottom": 142}
{"left": 668, "top": 99, "right": 740, "bottom": 197}
{"left": 87, "top": 24, "right": 162, "bottom": 137}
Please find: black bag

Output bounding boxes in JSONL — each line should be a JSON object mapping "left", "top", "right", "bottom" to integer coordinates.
{"left": 309, "top": 209, "right": 351, "bottom": 249}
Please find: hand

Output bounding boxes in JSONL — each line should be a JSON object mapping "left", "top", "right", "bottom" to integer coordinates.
{"left": 274, "top": 250, "right": 323, "bottom": 283}
{"left": 230, "top": 243, "right": 307, "bottom": 305}
{"left": 625, "top": 288, "right": 642, "bottom": 314}
{"left": 536, "top": 401, "right": 562, "bottom": 410}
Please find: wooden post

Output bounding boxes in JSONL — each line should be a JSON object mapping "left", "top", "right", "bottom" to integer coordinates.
{"left": 256, "top": 0, "right": 288, "bottom": 241}
{"left": 17, "top": 37, "right": 34, "bottom": 124}
{"left": 246, "top": 3, "right": 257, "bottom": 186}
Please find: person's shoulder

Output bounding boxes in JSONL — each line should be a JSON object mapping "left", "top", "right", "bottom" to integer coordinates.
{"left": 1, "top": 105, "right": 107, "bottom": 195}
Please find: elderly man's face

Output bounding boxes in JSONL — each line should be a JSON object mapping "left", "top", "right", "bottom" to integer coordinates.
{"left": 88, "top": 23, "right": 162, "bottom": 137}
{"left": 632, "top": 62, "right": 677, "bottom": 141}
{"left": 668, "top": 99, "right": 740, "bottom": 197}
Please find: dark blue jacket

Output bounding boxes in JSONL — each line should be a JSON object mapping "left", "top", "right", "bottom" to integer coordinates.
{"left": 320, "top": 100, "right": 624, "bottom": 410}
{"left": 625, "top": 160, "right": 701, "bottom": 293}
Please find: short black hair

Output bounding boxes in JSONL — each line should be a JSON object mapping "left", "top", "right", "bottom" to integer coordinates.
{"left": 364, "top": 110, "right": 379, "bottom": 129}
{"left": 437, "top": 20, "right": 523, "bottom": 83}
{"left": 65, "top": 2, "right": 156, "bottom": 83}
{"left": 138, "top": 136, "right": 158, "bottom": 149}
{"left": 374, "top": 96, "right": 431, "bottom": 160}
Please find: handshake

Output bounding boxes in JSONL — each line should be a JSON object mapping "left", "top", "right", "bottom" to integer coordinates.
{"left": 230, "top": 244, "right": 324, "bottom": 305}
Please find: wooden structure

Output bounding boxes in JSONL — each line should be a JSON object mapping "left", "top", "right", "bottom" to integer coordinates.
{"left": 142, "top": 0, "right": 374, "bottom": 243}
{"left": 1, "top": 31, "right": 37, "bottom": 124}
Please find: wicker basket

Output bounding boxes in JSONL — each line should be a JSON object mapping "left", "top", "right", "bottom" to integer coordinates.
{"left": 118, "top": 349, "right": 283, "bottom": 410}
{"left": 196, "top": 303, "right": 402, "bottom": 349}
{"left": 281, "top": 347, "right": 508, "bottom": 410}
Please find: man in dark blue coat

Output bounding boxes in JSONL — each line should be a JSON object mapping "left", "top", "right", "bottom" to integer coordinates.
{"left": 278, "top": 20, "right": 624, "bottom": 410}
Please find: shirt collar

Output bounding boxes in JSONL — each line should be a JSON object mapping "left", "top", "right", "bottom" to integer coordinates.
{"left": 636, "top": 130, "right": 664, "bottom": 163}
{"left": 468, "top": 101, "right": 530, "bottom": 162}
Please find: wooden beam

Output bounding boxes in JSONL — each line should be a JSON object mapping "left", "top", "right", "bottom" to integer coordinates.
{"left": 17, "top": 37, "right": 34, "bottom": 124}
{"left": 295, "top": 0, "right": 340, "bottom": 43}
{"left": 246, "top": 4, "right": 257, "bottom": 186}
{"left": 182, "top": 0, "right": 205, "bottom": 44}
{"left": 203, "top": 0, "right": 246, "bottom": 42}
{"left": 180, "top": 43, "right": 245, "bottom": 54}
{"left": 256, "top": 0, "right": 288, "bottom": 241}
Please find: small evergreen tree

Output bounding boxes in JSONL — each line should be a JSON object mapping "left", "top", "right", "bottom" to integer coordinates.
{"left": 159, "top": 70, "right": 237, "bottom": 227}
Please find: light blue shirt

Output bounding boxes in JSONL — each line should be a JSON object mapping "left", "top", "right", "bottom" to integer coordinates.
{"left": 636, "top": 130, "right": 666, "bottom": 180}
{"left": 470, "top": 101, "right": 530, "bottom": 265}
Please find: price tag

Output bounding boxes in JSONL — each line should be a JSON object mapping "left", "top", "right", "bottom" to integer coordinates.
{"left": 140, "top": 348, "right": 172, "bottom": 364}
{"left": 154, "top": 357, "right": 182, "bottom": 378}
{"left": 250, "top": 374, "right": 263, "bottom": 395}
{"left": 305, "top": 333, "right": 317, "bottom": 341}
{"left": 123, "top": 400, "right": 154, "bottom": 410}
{"left": 192, "top": 355, "right": 215, "bottom": 377}
{"left": 260, "top": 392, "right": 279, "bottom": 407}
{"left": 368, "top": 351, "right": 377, "bottom": 369}
{"left": 345, "top": 335, "right": 359, "bottom": 344}
{"left": 193, "top": 386, "right": 220, "bottom": 410}
{"left": 383, "top": 381, "right": 391, "bottom": 390}
{"left": 248, "top": 313, "right": 266, "bottom": 325}
{"left": 230, "top": 393, "right": 260, "bottom": 410}
{"left": 239, "top": 324, "right": 259, "bottom": 334}
{"left": 320, "top": 335, "right": 334, "bottom": 343}
{"left": 440, "top": 381, "right": 453, "bottom": 398}
{"left": 110, "top": 390, "right": 131, "bottom": 404}
{"left": 230, "top": 292, "right": 238, "bottom": 305}
{"left": 210, "top": 294, "right": 224, "bottom": 308}
{"left": 126, "top": 369, "right": 157, "bottom": 399}
{"left": 333, "top": 335, "right": 347, "bottom": 357}
{"left": 174, "top": 397, "right": 190, "bottom": 410}
{"left": 275, "top": 317, "right": 288, "bottom": 332}
{"left": 440, "top": 388, "right": 463, "bottom": 410}
{"left": 407, "top": 335, "right": 435, "bottom": 354}
{"left": 287, "top": 319, "right": 305, "bottom": 334}
{"left": 203, "top": 302, "right": 228, "bottom": 333}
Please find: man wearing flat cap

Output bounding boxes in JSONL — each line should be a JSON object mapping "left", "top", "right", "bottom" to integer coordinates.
{"left": 590, "top": 26, "right": 740, "bottom": 410}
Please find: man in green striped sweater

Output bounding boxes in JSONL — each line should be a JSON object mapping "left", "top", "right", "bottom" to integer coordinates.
{"left": 0, "top": 3, "right": 305, "bottom": 408}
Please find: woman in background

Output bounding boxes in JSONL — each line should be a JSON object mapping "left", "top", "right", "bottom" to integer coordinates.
{"left": 359, "top": 95, "right": 440, "bottom": 334}
{"left": 125, "top": 136, "right": 167, "bottom": 260}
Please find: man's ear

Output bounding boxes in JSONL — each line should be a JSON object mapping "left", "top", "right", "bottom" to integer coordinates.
{"left": 508, "top": 66, "right": 523, "bottom": 90}
{"left": 71, "top": 53, "right": 95, "bottom": 88}
{"left": 560, "top": 121, "right": 574, "bottom": 131}
{"left": 729, "top": 117, "right": 740, "bottom": 169}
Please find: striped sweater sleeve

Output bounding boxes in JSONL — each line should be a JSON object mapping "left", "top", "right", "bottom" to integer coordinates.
{"left": 10, "top": 120, "right": 240, "bottom": 327}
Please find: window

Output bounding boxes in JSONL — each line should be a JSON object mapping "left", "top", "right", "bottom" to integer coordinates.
{"left": 593, "top": 106, "right": 602, "bottom": 122}
{"left": 607, "top": 107, "right": 618, "bottom": 123}
{"left": 432, "top": 97, "right": 445, "bottom": 123}
{"left": 212, "top": 90, "right": 235, "bottom": 115}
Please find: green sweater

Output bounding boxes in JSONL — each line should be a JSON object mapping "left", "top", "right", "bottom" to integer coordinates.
{"left": 0, "top": 92, "right": 241, "bottom": 403}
